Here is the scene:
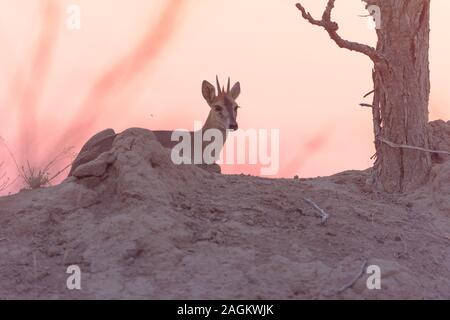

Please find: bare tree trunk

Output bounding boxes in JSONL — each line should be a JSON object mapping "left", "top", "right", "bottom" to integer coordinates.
{"left": 296, "top": 0, "right": 432, "bottom": 193}
{"left": 370, "top": 0, "right": 431, "bottom": 192}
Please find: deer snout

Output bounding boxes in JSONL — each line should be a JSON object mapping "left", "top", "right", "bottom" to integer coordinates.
{"left": 229, "top": 123, "right": 238, "bottom": 130}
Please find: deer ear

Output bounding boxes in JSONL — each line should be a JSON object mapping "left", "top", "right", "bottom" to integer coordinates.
{"left": 202, "top": 80, "right": 216, "bottom": 104}
{"left": 230, "top": 82, "right": 241, "bottom": 100}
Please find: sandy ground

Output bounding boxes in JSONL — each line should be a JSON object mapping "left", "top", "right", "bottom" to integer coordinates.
{"left": 0, "top": 126, "right": 449, "bottom": 299}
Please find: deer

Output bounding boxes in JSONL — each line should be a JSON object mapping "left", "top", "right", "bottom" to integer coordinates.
{"left": 68, "top": 76, "right": 241, "bottom": 176}
{"left": 152, "top": 76, "right": 241, "bottom": 172}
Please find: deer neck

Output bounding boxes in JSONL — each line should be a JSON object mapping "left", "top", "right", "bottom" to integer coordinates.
{"left": 200, "top": 112, "right": 229, "bottom": 145}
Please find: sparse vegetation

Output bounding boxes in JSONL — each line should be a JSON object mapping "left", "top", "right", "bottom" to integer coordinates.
{"left": 1, "top": 136, "right": 74, "bottom": 191}
{"left": 19, "top": 148, "right": 75, "bottom": 190}
{"left": 19, "top": 161, "right": 51, "bottom": 190}
{"left": 0, "top": 162, "right": 12, "bottom": 192}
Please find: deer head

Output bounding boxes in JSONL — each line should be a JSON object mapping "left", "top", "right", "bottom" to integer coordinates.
{"left": 202, "top": 76, "right": 241, "bottom": 131}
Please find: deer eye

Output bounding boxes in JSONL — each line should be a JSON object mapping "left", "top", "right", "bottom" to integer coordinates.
{"left": 214, "top": 105, "right": 223, "bottom": 112}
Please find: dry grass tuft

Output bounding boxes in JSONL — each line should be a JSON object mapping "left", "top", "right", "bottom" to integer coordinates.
{"left": 1, "top": 137, "right": 74, "bottom": 191}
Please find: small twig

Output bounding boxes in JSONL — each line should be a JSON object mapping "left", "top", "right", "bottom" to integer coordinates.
{"left": 336, "top": 259, "right": 368, "bottom": 294}
{"left": 0, "top": 137, "right": 21, "bottom": 174}
{"left": 301, "top": 197, "right": 330, "bottom": 224}
{"left": 363, "top": 89, "right": 375, "bottom": 98}
{"left": 378, "top": 137, "right": 450, "bottom": 155}
{"left": 359, "top": 103, "right": 374, "bottom": 108}
{"left": 48, "top": 162, "right": 73, "bottom": 183}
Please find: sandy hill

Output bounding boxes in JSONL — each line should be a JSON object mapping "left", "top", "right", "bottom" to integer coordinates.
{"left": 0, "top": 124, "right": 449, "bottom": 299}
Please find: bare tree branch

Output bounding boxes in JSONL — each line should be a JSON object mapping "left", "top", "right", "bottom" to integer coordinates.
{"left": 295, "top": 0, "right": 385, "bottom": 63}
{"left": 378, "top": 138, "right": 450, "bottom": 155}
{"left": 363, "top": 89, "right": 375, "bottom": 98}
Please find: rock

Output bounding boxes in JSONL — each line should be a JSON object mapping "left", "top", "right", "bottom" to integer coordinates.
{"left": 72, "top": 151, "right": 116, "bottom": 178}
{"left": 69, "top": 127, "right": 210, "bottom": 204}
{"left": 427, "top": 161, "right": 450, "bottom": 236}
{"left": 429, "top": 161, "right": 450, "bottom": 211}
{"left": 70, "top": 127, "right": 222, "bottom": 178}
{"left": 428, "top": 120, "right": 450, "bottom": 164}
{"left": 68, "top": 128, "right": 117, "bottom": 176}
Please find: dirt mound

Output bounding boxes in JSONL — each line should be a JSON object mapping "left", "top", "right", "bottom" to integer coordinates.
{"left": 0, "top": 127, "right": 449, "bottom": 299}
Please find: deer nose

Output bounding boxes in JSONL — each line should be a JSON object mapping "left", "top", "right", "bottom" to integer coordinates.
{"left": 229, "top": 123, "right": 238, "bottom": 130}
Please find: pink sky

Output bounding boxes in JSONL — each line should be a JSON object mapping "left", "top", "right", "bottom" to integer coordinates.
{"left": 1, "top": 0, "right": 449, "bottom": 191}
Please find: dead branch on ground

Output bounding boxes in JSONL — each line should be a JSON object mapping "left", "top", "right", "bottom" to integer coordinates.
{"left": 301, "top": 197, "right": 330, "bottom": 224}
{"left": 336, "top": 259, "right": 368, "bottom": 294}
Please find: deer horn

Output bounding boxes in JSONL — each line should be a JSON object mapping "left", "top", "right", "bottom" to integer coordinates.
{"left": 227, "top": 77, "right": 231, "bottom": 93}
{"left": 216, "top": 75, "right": 221, "bottom": 95}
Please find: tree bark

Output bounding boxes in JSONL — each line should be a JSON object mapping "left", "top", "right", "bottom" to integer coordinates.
{"left": 369, "top": 0, "right": 431, "bottom": 192}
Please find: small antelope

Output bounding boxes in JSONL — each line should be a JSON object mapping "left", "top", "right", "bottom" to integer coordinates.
{"left": 153, "top": 76, "right": 241, "bottom": 170}
{"left": 68, "top": 77, "right": 240, "bottom": 176}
